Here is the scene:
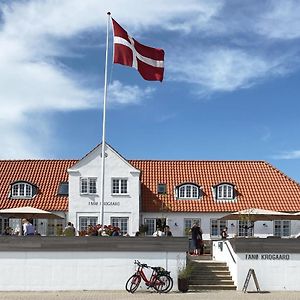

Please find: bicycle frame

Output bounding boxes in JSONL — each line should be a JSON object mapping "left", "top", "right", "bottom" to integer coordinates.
{"left": 135, "top": 264, "right": 158, "bottom": 287}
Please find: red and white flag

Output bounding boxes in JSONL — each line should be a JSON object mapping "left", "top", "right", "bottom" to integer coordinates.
{"left": 112, "top": 18, "right": 164, "bottom": 82}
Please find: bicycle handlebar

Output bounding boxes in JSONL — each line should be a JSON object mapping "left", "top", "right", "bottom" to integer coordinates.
{"left": 134, "top": 260, "right": 170, "bottom": 275}
{"left": 134, "top": 260, "right": 149, "bottom": 268}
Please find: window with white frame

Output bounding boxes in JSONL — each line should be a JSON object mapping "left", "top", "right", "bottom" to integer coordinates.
{"left": 210, "top": 219, "right": 227, "bottom": 237}
{"left": 0, "top": 218, "right": 9, "bottom": 235}
{"left": 11, "top": 182, "right": 34, "bottom": 198}
{"left": 216, "top": 183, "right": 234, "bottom": 200}
{"left": 47, "top": 219, "right": 64, "bottom": 236}
{"left": 144, "top": 218, "right": 155, "bottom": 235}
{"left": 238, "top": 220, "right": 254, "bottom": 237}
{"left": 78, "top": 216, "right": 98, "bottom": 232}
{"left": 111, "top": 217, "right": 129, "bottom": 235}
{"left": 176, "top": 184, "right": 200, "bottom": 199}
{"left": 184, "top": 218, "right": 201, "bottom": 236}
{"left": 274, "top": 220, "right": 291, "bottom": 237}
{"left": 112, "top": 178, "right": 128, "bottom": 194}
{"left": 80, "top": 178, "right": 97, "bottom": 194}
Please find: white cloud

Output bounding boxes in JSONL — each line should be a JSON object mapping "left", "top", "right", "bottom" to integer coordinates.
{"left": 272, "top": 150, "right": 300, "bottom": 160}
{"left": 168, "top": 47, "right": 288, "bottom": 93}
{"left": 255, "top": 0, "right": 300, "bottom": 40}
{"left": 1, "top": 0, "right": 300, "bottom": 158}
{"left": 108, "top": 81, "right": 154, "bottom": 106}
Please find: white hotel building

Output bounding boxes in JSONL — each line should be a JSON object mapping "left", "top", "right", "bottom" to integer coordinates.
{"left": 1, "top": 143, "right": 300, "bottom": 238}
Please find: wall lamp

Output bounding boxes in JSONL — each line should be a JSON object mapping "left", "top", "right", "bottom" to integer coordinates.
{"left": 231, "top": 223, "right": 235, "bottom": 227}
{"left": 263, "top": 223, "right": 268, "bottom": 227}
{"left": 174, "top": 222, "right": 178, "bottom": 227}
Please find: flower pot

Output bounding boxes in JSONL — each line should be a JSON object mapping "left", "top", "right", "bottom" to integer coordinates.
{"left": 178, "top": 278, "right": 189, "bottom": 293}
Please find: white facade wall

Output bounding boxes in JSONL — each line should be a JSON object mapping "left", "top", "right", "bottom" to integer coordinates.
{"left": 213, "top": 240, "right": 300, "bottom": 291}
{"left": 68, "top": 145, "right": 140, "bottom": 236}
{"left": 0, "top": 250, "right": 185, "bottom": 291}
{"left": 141, "top": 212, "right": 300, "bottom": 239}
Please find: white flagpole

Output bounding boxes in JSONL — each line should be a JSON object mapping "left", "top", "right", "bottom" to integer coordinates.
{"left": 100, "top": 12, "right": 111, "bottom": 228}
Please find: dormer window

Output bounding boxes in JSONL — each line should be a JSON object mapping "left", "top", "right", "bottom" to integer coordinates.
{"left": 215, "top": 183, "right": 235, "bottom": 200}
{"left": 11, "top": 181, "right": 36, "bottom": 199}
{"left": 176, "top": 183, "right": 201, "bottom": 199}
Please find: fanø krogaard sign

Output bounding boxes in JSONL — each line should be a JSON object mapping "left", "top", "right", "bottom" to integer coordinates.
{"left": 88, "top": 201, "right": 120, "bottom": 206}
{"left": 245, "top": 253, "right": 290, "bottom": 260}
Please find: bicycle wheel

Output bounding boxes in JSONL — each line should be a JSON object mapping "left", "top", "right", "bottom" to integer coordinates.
{"left": 153, "top": 274, "right": 173, "bottom": 293}
{"left": 125, "top": 274, "right": 141, "bottom": 293}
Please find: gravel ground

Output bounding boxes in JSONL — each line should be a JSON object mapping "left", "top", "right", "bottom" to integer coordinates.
{"left": 0, "top": 291, "right": 299, "bottom": 300}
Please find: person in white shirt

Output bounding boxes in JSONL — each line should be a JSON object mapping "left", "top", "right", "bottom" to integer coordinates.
{"left": 22, "top": 219, "right": 35, "bottom": 236}
{"left": 152, "top": 226, "right": 163, "bottom": 237}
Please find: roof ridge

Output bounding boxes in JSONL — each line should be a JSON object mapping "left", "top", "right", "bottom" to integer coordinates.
{"left": 264, "top": 161, "right": 300, "bottom": 187}
{"left": 0, "top": 159, "right": 78, "bottom": 162}
{"left": 129, "top": 159, "right": 266, "bottom": 163}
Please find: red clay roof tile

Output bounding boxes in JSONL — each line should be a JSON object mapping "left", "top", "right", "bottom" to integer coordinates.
{"left": 129, "top": 160, "right": 300, "bottom": 213}
{"left": 0, "top": 160, "right": 77, "bottom": 212}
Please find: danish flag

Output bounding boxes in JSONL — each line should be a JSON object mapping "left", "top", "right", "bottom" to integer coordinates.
{"left": 112, "top": 18, "right": 164, "bottom": 81}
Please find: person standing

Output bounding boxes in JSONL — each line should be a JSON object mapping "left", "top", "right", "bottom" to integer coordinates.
{"left": 22, "top": 219, "right": 35, "bottom": 236}
{"left": 63, "top": 222, "right": 75, "bottom": 236}
{"left": 164, "top": 225, "right": 173, "bottom": 236}
{"left": 191, "top": 221, "right": 202, "bottom": 255}
{"left": 221, "top": 227, "right": 228, "bottom": 239}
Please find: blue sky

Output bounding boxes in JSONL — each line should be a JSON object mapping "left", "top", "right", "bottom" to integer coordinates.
{"left": 1, "top": 0, "right": 300, "bottom": 182}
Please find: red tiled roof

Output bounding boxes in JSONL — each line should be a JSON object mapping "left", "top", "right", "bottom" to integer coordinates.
{"left": 129, "top": 160, "right": 300, "bottom": 213}
{"left": 1, "top": 159, "right": 300, "bottom": 214}
{"left": 0, "top": 160, "right": 77, "bottom": 211}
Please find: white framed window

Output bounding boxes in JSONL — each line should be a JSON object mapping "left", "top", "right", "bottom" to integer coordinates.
{"left": 47, "top": 219, "right": 64, "bottom": 236}
{"left": 184, "top": 218, "right": 201, "bottom": 236}
{"left": 238, "top": 220, "right": 254, "bottom": 237}
{"left": 210, "top": 219, "right": 227, "bottom": 237}
{"left": 112, "top": 178, "right": 128, "bottom": 194}
{"left": 111, "top": 217, "right": 129, "bottom": 235}
{"left": 216, "top": 184, "right": 234, "bottom": 200}
{"left": 11, "top": 182, "right": 33, "bottom": 198}
{"left": 144, "top": 218, "right": 166, "bottom": 236}
{"left": 144, "top": 218, "right": 155, "bottom": 235}
{"left": 176, "top": 184, "right": 200, "bottom": 199}
{"left": 80, "top": 178, "right": 97, "bottom": 194}
{"left": 79, "top": 216, "right": 98, "bottom": 232}
{"left": 274, "top": 220, "right": 291, "bottom": 237}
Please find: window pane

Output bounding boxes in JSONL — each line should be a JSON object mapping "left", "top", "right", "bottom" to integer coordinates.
{"left": 81, "top": 178, "right": 88, "bottom": 193}
{"left": 218, "top": 186, "right": 222, "bottom": 198}
{"left": 179, "top": 186, "right": 185, "bottom": 198}
{"left": 192, "top": 186, "right": 198, "bottom": 198}
{"left": 112, "top": 179, "right": 119, "bottom": 194}
{"left": 111, "top": 217, "right": 128, "bottom": 235}
{"left": 184, "top": 219, "right": 192, "bottom": 235}
{"left": 12, "top": 185, "right": 18, "bottom": 196}
{"left": 211, "top": 219, "right": 218, "bottom": 236}
{"left": 121, "top": 180, "right": 127, "bottom": 194}
{"left": 186, "top": 186, "right": 191, "bottom": 198}
{"left": 89, "top": 178, "right": 97, "bottom": 194}
{"left": 25, "top": 184, "right": 32, "bottom": 197}
{"left": 227, "top": 186, "right": 233, "bottom": 198}
{"left": 79, "top": 217, "right": 98, "bottom": 232}
{"left": 223, "top": 186, "right": 228, "bottom": 198}
{"left": 145, "top": 219, "right": 155, "bottom": 235}
{"left": 282, "top": 221, "right": 290, "bottom": 237}
{"left": 238, "top": 221, "right": 254, "bottom": 237}
{"left": 19, "top": 183, "right": 25, "bottom": 196}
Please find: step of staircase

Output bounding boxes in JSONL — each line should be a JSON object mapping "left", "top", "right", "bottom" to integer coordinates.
{"left": 187, "top": 258, "right": 236, "bottom": 291}
{"left": 189, "top": 284, "right": 237, "bottom": 291}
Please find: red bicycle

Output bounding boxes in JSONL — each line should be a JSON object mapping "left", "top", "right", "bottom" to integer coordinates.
{"left": 125, "top": 260, "right": 173, "bottom": 293}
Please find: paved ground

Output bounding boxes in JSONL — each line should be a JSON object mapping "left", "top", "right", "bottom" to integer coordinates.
{"left": 0, "top": 291, "right": 300, "bottom": 300}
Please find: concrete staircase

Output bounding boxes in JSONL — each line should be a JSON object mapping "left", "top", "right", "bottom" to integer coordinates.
{"left": 188, "top": 257, "right": 236, "bottom": 291}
